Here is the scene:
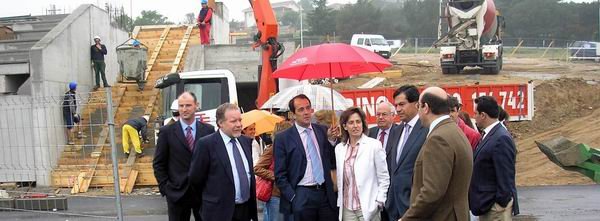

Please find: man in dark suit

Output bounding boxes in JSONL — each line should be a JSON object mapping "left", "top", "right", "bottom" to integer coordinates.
{"left": 189, "top": 103, "right": 258, "bottom": 221}
{"left": 274, "top": 94, "right": 338, "bottom": 221}
{"left": 469, "top": 96, "right": 519, "bottom": 221}
{"left": 385, "top": 85, "right": 428, "bottom": 221}
{"left": 153, "top": 91, "right": 215, "bottom": 221}
{"left": 401, "top": 87, "right": 473, "bottom": 221}
{"left": 368, "top": 101, "right": 399, "bottom": 153}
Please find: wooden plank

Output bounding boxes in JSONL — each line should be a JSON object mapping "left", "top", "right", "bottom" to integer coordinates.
{"left": 171, "top": 25, "right": 194, "bottom": 73}
{"left": 70, "top": 172, "right": 85, "bottom": 194}
{"left": 75, "top": 87, "right": 127, "bottom": 193}
{"left": 119, "top": 151, "right": 138, "bottom": 192}
{"left": 144, "top": 27, "right": 171, "bottom": 81}
{"left": 124, "top": 170, "right": 139, "bottom": 193}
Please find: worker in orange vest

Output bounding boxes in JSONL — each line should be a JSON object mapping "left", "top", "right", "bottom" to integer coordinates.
{"left": 197, "top": 0, "right": 213, "bottom": 45}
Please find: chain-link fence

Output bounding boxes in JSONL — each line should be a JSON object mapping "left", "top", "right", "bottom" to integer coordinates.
{"left": 396, "top": 37, "right": 586, "bottom": 61}
{"left": 0, "top": 89, "right": 125, "bottom": 220}
{"left": 234, "top": 34, "right": 589, "bottom": 61}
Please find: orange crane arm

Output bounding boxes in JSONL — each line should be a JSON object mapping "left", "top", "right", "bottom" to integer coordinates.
{"left": 249, "top": 0, "right": 284, "bottom": 108}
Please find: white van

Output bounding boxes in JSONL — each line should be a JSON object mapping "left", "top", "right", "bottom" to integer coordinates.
{"left": 351, "top": 34, "right": 392, "bottom": 58}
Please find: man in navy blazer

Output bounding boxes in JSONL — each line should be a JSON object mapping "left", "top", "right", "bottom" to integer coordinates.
{"left": 274, "top": 94, "right": 338, "bottom": 221}
{"left": 189, "top": 103, "right": 258, "bottom": 221}
{"left": 470, "top": 96, "right": 519, "bottom": 220}
{"left": 153, "top": 92, "right": 215, "bottom": 221}
{"left": 385, "top": 85, "right": 428, "bottom": 221}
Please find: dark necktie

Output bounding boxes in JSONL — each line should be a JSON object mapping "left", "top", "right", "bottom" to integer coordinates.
{"left": 379, "top": 131, "right": 386, "bottom": 146}
{"left": 185, "top": 126, "right": 194, "bottom": 151}
{"left": 231, "top": 139, "right": 250, "bottom": 202}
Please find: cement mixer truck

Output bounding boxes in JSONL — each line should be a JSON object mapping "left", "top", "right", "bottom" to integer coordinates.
{"left": 434, "top": 0, "right": 505, "bottom": 74}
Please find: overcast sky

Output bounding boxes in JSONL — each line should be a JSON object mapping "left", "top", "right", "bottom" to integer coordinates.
{"left": 0, "top": 0, "right": 595, "bottom": 23}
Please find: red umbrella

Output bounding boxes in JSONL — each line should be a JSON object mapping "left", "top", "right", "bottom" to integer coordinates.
{"left": 273, "top": 43, "right": 392, "bottom": 113}
{"left": 273, "top": 43, "right": 392, "bottom": 80}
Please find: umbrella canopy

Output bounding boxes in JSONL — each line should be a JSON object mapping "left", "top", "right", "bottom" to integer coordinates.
{"left": 272, "top": 43, "right": 392, "bottom": 80}
{"left": 261, "top": 84, "right": 351, "bottom": 111}
{"left": 241, "top": 110, "right": 284, "bottom": 135}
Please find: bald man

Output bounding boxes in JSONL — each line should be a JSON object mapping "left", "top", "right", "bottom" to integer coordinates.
{"left": 400, "top": 87, "right": 473, "bottom": 221}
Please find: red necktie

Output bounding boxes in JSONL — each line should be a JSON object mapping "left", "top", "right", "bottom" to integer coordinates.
{"left": 186, "top": 126, "right": 194, "bottom": 151}
{"left": 379, "top": 131, "right": 386, "bottom": 146}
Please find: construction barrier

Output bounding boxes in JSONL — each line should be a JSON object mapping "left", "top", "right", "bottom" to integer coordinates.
{"left": 340, "top": 82, "right": 534, "bottom": 125}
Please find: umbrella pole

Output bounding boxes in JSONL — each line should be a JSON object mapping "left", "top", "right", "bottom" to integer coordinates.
{"left": 329, "top": 64, "right": 336, "bottom": 128}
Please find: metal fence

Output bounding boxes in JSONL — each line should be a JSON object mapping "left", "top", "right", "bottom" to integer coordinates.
{"left": 0, "top": 89, "right": 124, "bottom": 220}
{"left": 239, "top": 34, "right": 590, "bottom": 61}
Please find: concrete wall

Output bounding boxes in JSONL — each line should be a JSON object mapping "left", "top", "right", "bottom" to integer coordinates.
{"left": 212, "top": 2, "right": 230, "bottom": 45}
{"left": 26, "top": 4, "right": 128, "bottom": 97}
{"left": 0, "top": 4, "right": 126, "bottom": 186}
{"left": 184, "top": 41, "right": 295, "bottom": 83}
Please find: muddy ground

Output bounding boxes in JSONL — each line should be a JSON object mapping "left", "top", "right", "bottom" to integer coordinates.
{"left": 335, "top": 53, "right": 600, "bottom": 186}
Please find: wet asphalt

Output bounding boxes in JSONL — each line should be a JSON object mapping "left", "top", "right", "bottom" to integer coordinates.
{"left": 0, "top": 184, "right": 598, "bottom": 220}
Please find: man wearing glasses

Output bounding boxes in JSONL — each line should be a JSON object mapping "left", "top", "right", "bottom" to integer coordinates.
{"left": 368, "top": 101, "right": 399, "bottom": 154}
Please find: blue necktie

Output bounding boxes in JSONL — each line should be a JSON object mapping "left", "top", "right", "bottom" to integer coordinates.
{"left": 231, "top": 139, "right": 250, "bottom": 202}
{"left": 305, "top": 128, "right": 325, "bottom": 184}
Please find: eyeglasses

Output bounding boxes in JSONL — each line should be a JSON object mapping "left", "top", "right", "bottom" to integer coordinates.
{"left": 375, "top": 112, "right": 393, "bottom": 117}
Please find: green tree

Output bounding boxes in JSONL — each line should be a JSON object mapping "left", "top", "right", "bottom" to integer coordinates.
{"left": 335, "top": 0, "right": 382, "bottom": 40}
{"left": 307, "top": 0, "right": 336, "bottom": 35}
{"left": 133, "top": 10, "right": 174, "bottom": 26}
{"left": 114, "top": 12, "right": 133, "bottom": 32}
{"left": 298, "top": 0, "right": 314, "bottom": 11}
{"left": 280, "top": 10, "right": 300, "bottom": 28}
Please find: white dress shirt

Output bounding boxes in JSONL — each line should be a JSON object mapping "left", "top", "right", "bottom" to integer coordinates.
{"left": 219, "top": 130, "right": 251, "bottom": 204}
{"left": 481, "top": 120, "right": 501, "bottom": 141}
{"left": 377, "top": 127, "right": 392, "bottom": 151}
{"left": 295, "top": 122, "right": 324, "bottom": 186}
{"left": 396, "top": 115, "right": 419, "bottom": 161}
{"left": 427, "top": 115, "right": 450, "bottom": 137}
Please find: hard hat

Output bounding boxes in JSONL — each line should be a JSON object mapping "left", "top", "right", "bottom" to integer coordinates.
{"left": 170, "top": 99, "right": 179, "bottom": 111}
{"left": 93, "top": 36, "right": 101, "bottom": 40}
{"left": 68, "top": 82, "right": 77, "bottom": 90}
{"left": 132, "top": 39, "right": 140, "bottom": 46}
{"left": 142, "top": 115, "right": 150, "bottom": 122}
{"left": 201, "top": 0, "right": 208, "bottom": 4}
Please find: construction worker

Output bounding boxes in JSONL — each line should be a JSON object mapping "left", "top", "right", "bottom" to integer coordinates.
{"left": 197, "top": 0, "right": 213, "bottom": 45}
{"left": 163, "top": 100, "right": 180, "bottom": 126}
{"left": 91, "top": 35, "right": 110, "bottom": 90}
{"left": 63, "top": 82, "right": 81, "bottom": 145}
{"left": 122, "top": 115, "right": 150, "bottom": 156}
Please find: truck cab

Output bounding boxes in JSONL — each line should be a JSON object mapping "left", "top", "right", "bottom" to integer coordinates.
{"left": 351, "top": 34, "right": 392, "bottom": 59}
{"left": 155, "top": 69, "right": 238, "bottom": 127}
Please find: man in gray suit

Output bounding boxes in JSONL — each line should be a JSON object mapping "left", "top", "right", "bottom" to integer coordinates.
{"left": 368, "top": 101, "right": 399, "bottom": 153}
{"left": 385, "top": 85, "right": 428, "bottom": 221}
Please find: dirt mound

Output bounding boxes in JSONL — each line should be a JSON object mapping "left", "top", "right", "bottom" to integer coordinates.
{"left": 509, "top": 78, "right": 600, "bottom": 186}
{"left": 509, "top": 78, "right": 600, "bottom": 139}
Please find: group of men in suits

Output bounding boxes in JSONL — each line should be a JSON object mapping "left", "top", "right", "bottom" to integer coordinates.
{"left": 154, "top": 91, "right": 258, "bottom": 221}
{"left": 368, "top": 85, "right": 519, "bottom": 221}
{"left": 152, "top": 84, "right": 518, "bottom": 221}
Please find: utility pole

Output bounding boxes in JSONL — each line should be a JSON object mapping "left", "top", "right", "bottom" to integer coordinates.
{"left": 300, "top": 6, "right": 304, "bottom": 48}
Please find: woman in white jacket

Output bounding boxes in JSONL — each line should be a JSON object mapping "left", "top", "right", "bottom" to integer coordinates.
{"left": 335, "top": 107, "right": 390, "bottom": 221}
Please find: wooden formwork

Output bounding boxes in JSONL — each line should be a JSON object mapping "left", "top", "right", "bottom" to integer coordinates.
{"left": 52, "top": 25, "right": 198, "bottom": 193}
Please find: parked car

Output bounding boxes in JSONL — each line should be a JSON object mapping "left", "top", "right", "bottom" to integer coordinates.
{"left": 351, "top": 34, "right": 392, "bottom": 59}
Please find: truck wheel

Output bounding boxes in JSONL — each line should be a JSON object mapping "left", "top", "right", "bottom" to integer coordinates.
{"left": 484, "top": 66, "right": 500, "bottom": 74}
{"left": 442, "top": 66, "right": 459, "bottom": 74}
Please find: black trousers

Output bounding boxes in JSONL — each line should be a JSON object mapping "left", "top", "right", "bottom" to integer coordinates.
{"left": 292, "top": 186, "right": 337, "bottom": 221}
{"left": 232, "top": 201, "right": 252, "bottom": 221}
{"left": 167, "top": 193, "right": 201, "bottom": 221}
